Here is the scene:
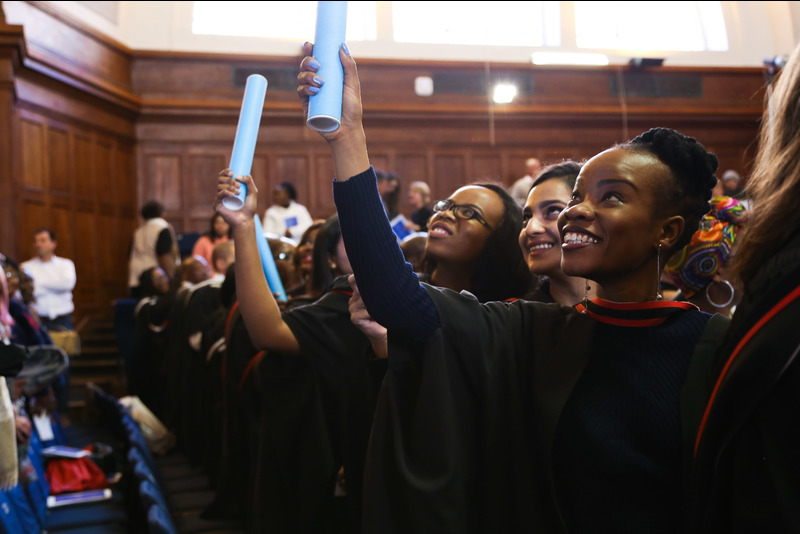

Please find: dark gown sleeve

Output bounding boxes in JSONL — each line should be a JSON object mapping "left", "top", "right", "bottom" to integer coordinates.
{"left": 333, "top": 168, "right": 439, "bottom": 342}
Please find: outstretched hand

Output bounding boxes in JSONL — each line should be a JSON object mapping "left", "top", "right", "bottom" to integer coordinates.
{"left": 214, "top": 169, "right": 259, "bottom": 230}
{"left": 297, "top": 41, "right": 370, "bottom": 180}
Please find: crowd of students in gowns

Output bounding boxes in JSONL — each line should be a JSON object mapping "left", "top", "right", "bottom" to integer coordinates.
{"left": 124, "top": 39, "right": 800, "bottom": 534}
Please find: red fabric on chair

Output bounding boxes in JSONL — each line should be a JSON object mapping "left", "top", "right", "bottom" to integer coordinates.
{"left": 45, "top": 456, "right": 109, "bottom": 494}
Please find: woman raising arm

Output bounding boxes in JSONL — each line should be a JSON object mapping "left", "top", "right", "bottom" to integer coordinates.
{"left": 298, "top": 42, "right": 718, "bottom": 534}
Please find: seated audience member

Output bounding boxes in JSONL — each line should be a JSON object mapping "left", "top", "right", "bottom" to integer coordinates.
{"left": 131, "top": 266, "right": 174, "bottom": 417}
{"left": 176, "top": 256, "right": 212, "bottom": 291}
{"left": 2, "top": 256, "right": 52, "bottom": 347}
{"left": 17, "top": 267, "right": 40, "bottom": 322}
{"left": 405, "top": 181, "right": 433, "bottom": 232}
{"left": 285, "top": 214, "right": 351, "bottom": 309}
{"left": 286, "top": 220, "right": 326, "bottom": 299}
{"left": 211, "top": 241, "right": 235, "bottom": 279}
{"left": 192, "top": 213, "right": 233, "bottom": 267}
{"left": 136, "top": 266, "right": 171, "bottom": 300}
{"left": 299, "top": 44, "right": 717, "bottom": 533}
{"left": 664, "top": 196, "right": 748, "bottom": 316}
{"left": 686, "top": 41, "right": 800, "bottom": 533}
{"left": 267, "top": 236, "right": 299, "bottom": 297}
{"left": 262, "top": 181, "right": 314, "bottom": 241}
{"left": 519, "top": 160, "right": 596, "bottom": 305}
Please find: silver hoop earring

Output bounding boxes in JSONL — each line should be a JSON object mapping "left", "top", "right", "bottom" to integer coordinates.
{"left": 655, "top": 243, "right": 663, "bottom": 301}
{"left": 583, "top": 279, "right": 591, "bottom": 309}
{"left": 705, "top": 280, "right": 735, "bottom": 308}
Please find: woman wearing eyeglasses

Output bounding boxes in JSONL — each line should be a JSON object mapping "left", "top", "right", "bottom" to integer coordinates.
{"left": 213, "top": 172, "right": 530, "bottom": 531}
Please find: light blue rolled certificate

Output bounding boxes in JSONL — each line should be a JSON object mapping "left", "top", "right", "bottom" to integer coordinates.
{"left": 222, "top": 74, "right": 268, "bottom": 210}
{"left": 253, "top": 214, "right": 288, "bottom": 302}
{"left": 307, "top": 1, "right": 348, "bottom": 132}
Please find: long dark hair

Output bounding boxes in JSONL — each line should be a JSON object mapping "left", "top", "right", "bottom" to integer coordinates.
{"left": 422, "top": 183, "right": 531, "bottom": 302}
{"left": 208, "top": 212, "right": 232, "bottom": 240}
{"left": 310, "top": 214, "right": 345, "bottom": 295}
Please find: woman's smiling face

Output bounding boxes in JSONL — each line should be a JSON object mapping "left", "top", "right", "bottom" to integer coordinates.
{"left": 557, "top": 147, "right": 669, "bottom": 289}
{"left": 519, "top": 178, "right": 572, "bottom": 277}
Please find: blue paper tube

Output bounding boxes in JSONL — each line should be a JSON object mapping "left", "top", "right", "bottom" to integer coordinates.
{"left": 222, "top": 74, "right": 268, "bottom": 210}
{"left": 253, "top": 214, "right": 288, "bottom": 302}
{"left": 307, "top": 1, "right": 348, "bottom": 132}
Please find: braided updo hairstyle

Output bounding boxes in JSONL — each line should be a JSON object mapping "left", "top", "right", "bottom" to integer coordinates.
{"left": 622, "top": 127, "right": 719, "bottom": 254}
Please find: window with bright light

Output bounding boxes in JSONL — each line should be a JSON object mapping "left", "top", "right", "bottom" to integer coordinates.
{"left": 392, "top": 1, "right": 561, "bottom": 47}
{"left": 574, "top": 1, "right": 728, "bottom": 51}
{"left": 192, "top": 1, "right": 376, "bottom": 41}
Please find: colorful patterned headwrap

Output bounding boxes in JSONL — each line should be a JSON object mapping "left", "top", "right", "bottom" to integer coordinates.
{"left": 664, "top": 196, "right": 749, "bottom": 298}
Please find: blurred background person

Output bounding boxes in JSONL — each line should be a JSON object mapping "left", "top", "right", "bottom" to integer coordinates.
{"left": 404, "top": 181, "right": 433, "bottom": 233}
{"left": 192, "top": 213, "right": 232, "bottom": 268}
{"left": 262, "top": 181, "right": 314, "bottom": 242}
{"left": 21, "top": 228, "right": 76, "bottom": 332}
{"left": 129, "top": 200, "right": 180, "bottom": 298}
{"left": 508, "top": 157, "right": 543, "bottom": 206}
{"left": 376, "top": 170, "right": 400, "bottom": 220}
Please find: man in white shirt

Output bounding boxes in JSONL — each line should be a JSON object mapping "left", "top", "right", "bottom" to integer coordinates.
{"left": 262, "top": 181, "right": 314, "bottom": 242}
{"left": 508, "top": 157, "right": 543, "bottom": 206}
{"left": 21, "top": 228, "right": 76, "bottom": 332}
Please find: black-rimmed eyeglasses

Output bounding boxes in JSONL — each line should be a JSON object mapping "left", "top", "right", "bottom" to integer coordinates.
{"left": 432, "top": 199, "right": 493, "bottom": 231}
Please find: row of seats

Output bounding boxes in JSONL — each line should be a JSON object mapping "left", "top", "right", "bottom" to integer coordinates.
{"left": 0, "top": 402, "right": 128, "bottom": 533}
{"left": 90, "top": 383, "right": 244, "bottom": 534}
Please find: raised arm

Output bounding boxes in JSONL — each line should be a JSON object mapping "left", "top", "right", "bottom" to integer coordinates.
{"left": 214, "top": 170, "right": 300, "bottom": 354}
{"left": 297, "top": 42, "right": 438, "bottom": 342}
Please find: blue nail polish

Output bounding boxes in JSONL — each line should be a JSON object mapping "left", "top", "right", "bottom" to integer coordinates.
{"left": 312, "top": 75, "right": 324, "bottom": 86}
{"left": 309, "top": 86, "right": 320, "bottom": 94}
{"left": 341, "top": 42, "right": 351, "bottom": 56}
{"left": 309, "top": 59, "right": 320, "bottom": 70}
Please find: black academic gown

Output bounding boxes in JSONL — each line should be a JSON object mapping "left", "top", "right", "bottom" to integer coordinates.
{"left": 686, "top": 231, "right": 800, "bottom": 533}
{"left": 281, "top": 275, "right": 388, "bottom": 534}
{"left": 362, "top": 285, "right": 709, "bottom": 534}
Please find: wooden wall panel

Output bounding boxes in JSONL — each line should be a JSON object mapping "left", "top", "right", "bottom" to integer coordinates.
{"left": 395, "top": 153, "right": 429, "bottom": 200}
{"left": 20, "top": 117, "right": 45, "bottom": 190}
{"left": 73, "top": 210, "right": 98, "bottom": 313}
{"left": 48, "top": 127, "right": 70, "bottom": 194}
{"left": 143, "top": 152, "right": 182, "bottom": 218}
{"left": 17, "top": 201, "right": 45, "bottom": 262}
{"left": 313, "top": 154, "right": 336, "bottom": 219}
{"left": 50, "top": 206, "right": 72, "bottom": 261}
{"left": 116, "top": 144, "right": 137, "bottom": 213}
{"left": 250, "top": 154, "right": 270, "bottom": 216}
{"left": 95, "top": 139, "right": 115, "bottom": 210}
{"left": 470, "top": 154, "right": 503, "bottom": 184}
{"left": 434, "top": 155, "right": 467, "bottom": 200}
{"left": 2, "top": 1, "right": 136, "bottom": 108}
{"left": 186, "top": 152, "right": 226, "bottom": 223}
{"left": 74, "top": 134, "right": 95, "bottom": 200}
